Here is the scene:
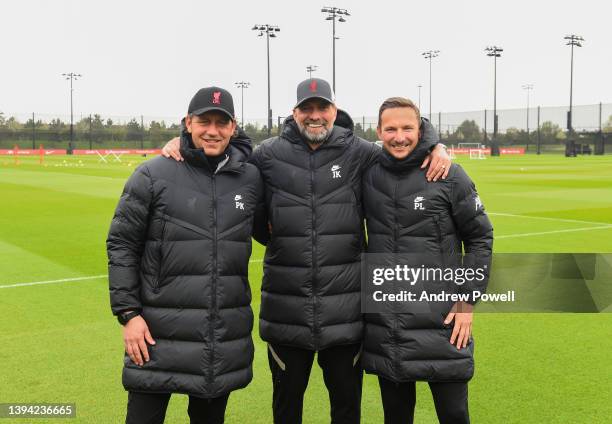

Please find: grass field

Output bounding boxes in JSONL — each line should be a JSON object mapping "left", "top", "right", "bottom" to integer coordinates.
{"left": 1, "top": 153, "right": 611, "bottom": 423}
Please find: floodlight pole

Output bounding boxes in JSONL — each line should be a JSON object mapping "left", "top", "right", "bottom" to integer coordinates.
{"left": 321, "top": 7, "right": 350, "bottom": 93}
{"left": 333, "top": 15, "right": 336, "bottom": 89}
{"left": 306, "top": 65, "right": 318, "bottom": 79}
{"left": 235, "top": 81, "right": 250, "bottom": 128}
{"left": 485, "top": 46, "right": 502, "bottom": 156}
{"left": 252, "top": 24, "right": 280, "bottom": 136}
{"left": 266, "top": 32, "right": 271, "bottom": 134}
{"left": 422, "top": 50, "right": 440, "bottom": 121}
{"left": 564, "top": 34, "right": 584, "bottom": 134}
{"left": 522, "top": 84, "right": 533, "bottom": 150}
{"left": 62, "top": 72, "right": 82, "bottom": 151}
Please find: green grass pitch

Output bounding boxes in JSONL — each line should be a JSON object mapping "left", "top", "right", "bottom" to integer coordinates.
{"left": 1, "top": 153, "right": 611, "bottom": 423}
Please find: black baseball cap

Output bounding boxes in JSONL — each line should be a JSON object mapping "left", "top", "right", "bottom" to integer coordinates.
{"left": 188, "top": 86, "right": 235, "bottom": 121}
{"left": 295, "top": 78, "right": 336, "bottom": 108}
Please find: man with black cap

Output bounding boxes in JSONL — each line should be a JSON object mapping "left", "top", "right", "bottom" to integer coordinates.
{"left": 107, "top": 86, "right": 267, "bottom": 424}
{"left": 161, "top": 78, "right": 450, "bottom": 423}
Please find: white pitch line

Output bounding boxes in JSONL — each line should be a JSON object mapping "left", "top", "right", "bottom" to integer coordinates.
{"left": 1, "top": 217, "right": 608, "bottom": 287}
{"left": 0, "top": 274, "right": 107, "bottom": 289}
{"left": 0, "top": 259, "right": 266, "bottom": 289}
{"left": 489, "top": 212, "right": 611, "bottom": 227}
{"left": 496, "top": 225, "right": 612, "bottom": 240}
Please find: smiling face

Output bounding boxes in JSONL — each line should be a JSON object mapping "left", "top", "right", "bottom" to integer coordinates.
{"left": 376, "top": 99, "right": 421, "bottom": 160}
{"left": 293, "top": 98, "right": 337, "bottom": 146}
{"left": 185, "top": 111, "right": 236, "bottom": 157}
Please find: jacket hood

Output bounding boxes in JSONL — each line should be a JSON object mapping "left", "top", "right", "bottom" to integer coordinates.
{"left": 378, "top": 117, "right": 439, "bottom": 173}
{"left": 335, "top": 109, "right": 354, "bottom": 131}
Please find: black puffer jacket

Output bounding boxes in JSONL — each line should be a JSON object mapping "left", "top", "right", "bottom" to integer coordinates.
{"left": 251, "top": 115, "right": 438, "bottom": 350}
{"left": 107, "top": 131, "right": 265, "bottom": 397}
{"left": 362, "top": 140, "right": 493, "bottom": 383}
{"left": 251, "top": 116, "right": 377, "bottom": 350}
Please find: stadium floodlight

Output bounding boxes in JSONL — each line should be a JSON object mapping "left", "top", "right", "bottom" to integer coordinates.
{"left": 252, "top": 24, "right": 280, "bottom": 136}
{"left": 485, "top": 46, "right": 503, "bottom": 155}
{"left": 522, "top": 84, "right": 534, "bottom": 148}
{"left": 421, "top": 50, "right": 440, "bottom": 120}
{"left": 234, "top": 81, "right": 250, "bottom": 128}
{"left": 61, "top": 72, "right": 82, "bottom": 151}
{"left": 306, "top": 65, "right": 318, "bottom": 79}
{"left": 321, "top": 7, "right": 350, "bottom": 92}
{"left": 564, "top": 34, "right": 584, "bottom": 133}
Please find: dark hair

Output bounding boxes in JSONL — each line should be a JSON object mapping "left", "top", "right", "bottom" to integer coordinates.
{"left": 377, "top": 97, "right": 421, "bottom": 128}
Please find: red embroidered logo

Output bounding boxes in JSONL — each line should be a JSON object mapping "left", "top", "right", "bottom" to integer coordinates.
{"left": 212, "top": 91, "right": 221, "bottom": 104}
{"left": 309, "top": 80, "right": 317, "bottom": 92}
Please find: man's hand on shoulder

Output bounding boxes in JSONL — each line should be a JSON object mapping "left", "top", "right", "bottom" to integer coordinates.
{"left": 161, "top": 137, "right": 183, "bottom": 162}
{"left": 421, "top": 144, "right": 451, "bottom": 182}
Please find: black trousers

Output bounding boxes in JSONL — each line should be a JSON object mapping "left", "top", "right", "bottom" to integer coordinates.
{"left": 125, "top": 391, "right": 229, "bottom": 424}
{"left": 267, "top": 343, "right": 363, "bottom": 424}
{"left": 378, "top": 377, "right": 469, "bottom": 424}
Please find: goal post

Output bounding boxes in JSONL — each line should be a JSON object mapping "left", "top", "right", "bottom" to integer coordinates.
{"left": 459, "top": 143, "right": 487, "bottom": 160}
{"left": 469, "top": 149, "right": 486, "bottom": 159}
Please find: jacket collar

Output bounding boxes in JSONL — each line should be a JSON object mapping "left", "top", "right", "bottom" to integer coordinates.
{"left": 179, "top": 129, "right": 244, "bottom": 174}
{"left": 378, "top": 118, "right": 439, "bottom": 174}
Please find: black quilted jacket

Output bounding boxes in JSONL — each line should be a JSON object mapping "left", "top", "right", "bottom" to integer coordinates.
{"left": 107, "top": 131, "right": 265, "bottom": 397}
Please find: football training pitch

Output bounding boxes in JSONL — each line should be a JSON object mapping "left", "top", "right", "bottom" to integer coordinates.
{"left": 1, "top": 153, "right": 611, "bottom": 423}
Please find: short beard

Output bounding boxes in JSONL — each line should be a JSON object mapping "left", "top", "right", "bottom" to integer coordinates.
{"left": 297, "top": 122, "right": 331, "bottom": 144}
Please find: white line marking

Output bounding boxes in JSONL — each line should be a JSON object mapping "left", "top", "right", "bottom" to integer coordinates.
{"left": 496, "top": 225, "right": 612, "bottom": 240}
{"left": 0, "top": 259, "right": 266, "bottom": 289}
{"left": 0, "top": 274, "right": 107, "bottom": 289}
{"left": 5, "top": 217, "right": 608, "bottom": 287}
{"left": 489, "top": 212, "right": 611, "bottom": 227}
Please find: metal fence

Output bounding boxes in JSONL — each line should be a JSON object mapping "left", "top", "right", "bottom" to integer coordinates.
{"left": 1, "top": 103, "right": 611, "bottom": 153}
{"left": 352, "top": 103, "right": 612, "bottom": 154}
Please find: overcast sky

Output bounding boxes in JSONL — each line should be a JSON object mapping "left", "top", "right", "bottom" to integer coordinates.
{"left": 2, "top": 0, "right": 610, "bottom": 123}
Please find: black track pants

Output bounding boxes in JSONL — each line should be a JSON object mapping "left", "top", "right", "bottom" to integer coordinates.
{"left": 125, "top": 391, "right": 229, "bottom": 424}
{"left": 378, "top": 377, "right": 469, "bottom": 424}
{"left": 267, "top": 343, "right": 363, "bottom": 424}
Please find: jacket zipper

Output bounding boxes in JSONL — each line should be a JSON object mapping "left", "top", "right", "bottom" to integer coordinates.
{"left": 433, "top": 214, "right": 445, "bottom": 267}
{"left": 393, "top": 177, "right": 400, "bottom": 253}
{"left": 209, "top": 174, "right": 218, "bottom": 385}
{"left": 433, "top": 214, "right": 443, "bottom": 248}
{"left": 153, "top": 219, "right": 167, "bottom": 294}
{"left": 310, "top": 152, "right": 318, "bottom": 349}
{"left": 391, "top": 176, "right": 400, "bottom": 379}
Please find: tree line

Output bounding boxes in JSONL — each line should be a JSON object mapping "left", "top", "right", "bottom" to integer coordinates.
{"left": 1, "top": 111, "right": 610, "bottom": 149}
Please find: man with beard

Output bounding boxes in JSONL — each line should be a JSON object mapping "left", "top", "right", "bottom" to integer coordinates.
{"left": 161, "top": 78, "right": 451, "bottom": 423}
{"left": 361, "top": 97, "right": 493, "bottom": 424}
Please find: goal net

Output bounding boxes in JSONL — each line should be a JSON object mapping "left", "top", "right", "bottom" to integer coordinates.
{"left": 469, "top": 149, "right": 486, "bottom": 159}
{"left": 458, "top": 143, "right": 486, "bottom": 160}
